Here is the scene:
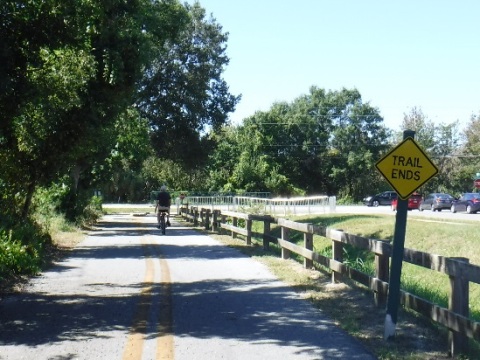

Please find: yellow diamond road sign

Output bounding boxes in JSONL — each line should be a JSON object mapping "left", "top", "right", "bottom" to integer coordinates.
{"left": 375, "top": 137, "right": 438, "bottom": 199}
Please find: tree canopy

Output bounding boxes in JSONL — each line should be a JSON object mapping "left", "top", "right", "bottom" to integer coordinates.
{"left": 138, "top": 2, "right": 240, "bottom": 169}
{"left": 0, "top": 0, "right": 236, "bottom": 216}
{"left": 207, "top": 87, "right": 391, "bottom": 199}
{"left": 1, "top": 0, "right": 478, "bottom": 224}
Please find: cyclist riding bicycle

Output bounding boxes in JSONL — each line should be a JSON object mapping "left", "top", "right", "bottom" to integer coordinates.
{"left": 155, "top": 185, "right": 171, "bottom": 228}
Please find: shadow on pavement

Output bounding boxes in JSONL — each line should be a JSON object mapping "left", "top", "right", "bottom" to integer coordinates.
{"left": 0, "top": 214, "right": 375, "bottom": 359}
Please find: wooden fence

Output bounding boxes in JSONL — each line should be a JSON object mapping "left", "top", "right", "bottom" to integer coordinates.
{"left": 181, "top": 205, "right": 480, "bottom": 357}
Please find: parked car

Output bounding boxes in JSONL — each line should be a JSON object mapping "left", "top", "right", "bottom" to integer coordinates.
{"left": 451, "top": 193, "right": 480, "bottom": 214}
{"left": 391, "top": 193, "right": 422, "bottom": 211}
{"left": 419, "top": 193, "right": 454, "bottom": 212}
{"left": 363, "top": 191, "right": 397, "bottom": 207}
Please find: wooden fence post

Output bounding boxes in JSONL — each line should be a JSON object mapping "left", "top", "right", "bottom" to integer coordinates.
{"left": 193, "top": 207, "right": 199, "bottom": 226}
{"left": 375, "top": 250, "right": 389, "bottom": 307}
{"left": 263, "top": 219, "right": 271, "bottom": 250}
{"left": 304, "top": 224, "right": 313, "bottom": 269}
{"left": 332, "top": 231, "right": 343, "bottom": 283}
{"left": 189, "top": 207, "right": 195, "bottom": 223}
{"left": 232, "top": 217, "right": 237, "bottom": 239}
{"left": 449, "top": 257, "right": 469, "bottom": 357}
{"left": 205, "top": 209, "right": 211, "bottom": 230}
{"left": 281, "top": 227, "right": 290, "bottom": 260}
{"left": 221, "top": 215, "right": 227, "bottom": 235}
{"left": 246, "top": 218, "right": 252, "bottom": 245}
{"left": 212, "top": 210, "right": 220, "bottom": 232}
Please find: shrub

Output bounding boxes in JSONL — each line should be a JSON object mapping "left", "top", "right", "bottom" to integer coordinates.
{"left": 336, "top": 195, "right": 357, "bottom": 205}
{"left": 0, "top": 186, "right": 103, "bottom": 283}
{"left": 0, "top": 219, "right": 51, "bottom": 279}
{"left": 78, "top": 195, "right": 103, "bottom": 227}
{"left": 32, "top": 184, "right": 70, "bottom": 233}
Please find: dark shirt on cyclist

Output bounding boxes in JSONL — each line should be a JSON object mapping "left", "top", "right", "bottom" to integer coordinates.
{"left": 156, "top": 187, "right": 171, "bottom": 228}
{"left": 157, "top": 191, "right": 171, "bottom": 207}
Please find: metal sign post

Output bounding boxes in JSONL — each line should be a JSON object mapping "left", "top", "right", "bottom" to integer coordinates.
{"left": 384, "top": 186, "right": 408, "bottom": 340}
{"left": 375, "top": 129, "right": 438, "bottom": 340}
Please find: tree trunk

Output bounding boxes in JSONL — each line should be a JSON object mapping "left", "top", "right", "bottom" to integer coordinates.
{"left": 22, "top": 181, "right": 36, "bottom": 219}
{"left": 71, "top": 164, "right": 82, "bottom": 192}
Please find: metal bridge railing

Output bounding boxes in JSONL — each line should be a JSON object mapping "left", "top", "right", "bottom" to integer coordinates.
{"left": 180, "top": 195, "right": 336, "bottom": 215}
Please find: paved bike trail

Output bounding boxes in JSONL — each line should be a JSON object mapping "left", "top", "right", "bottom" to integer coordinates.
{"left": 0, "top": 214, "right": 376, "bottom": 359}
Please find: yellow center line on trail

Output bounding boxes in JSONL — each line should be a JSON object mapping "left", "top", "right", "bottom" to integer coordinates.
{"left": 122, "top": 238, "right": 155, "bottom": 360}
{"left": 156, "top": 251, "right": 174, "bottom": 359}
{"left": 122, "top": 224, "right": 174, "bottom": 360}
{"left": 122, "top": 248, "right": 154, "bottom": 360}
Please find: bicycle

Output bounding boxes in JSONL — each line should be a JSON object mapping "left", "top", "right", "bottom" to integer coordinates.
{"left": 158, "top": 211, "right": 166, "bottom": 234}
{"left": 156, "top": 206, "right": 169, "bottom": 235}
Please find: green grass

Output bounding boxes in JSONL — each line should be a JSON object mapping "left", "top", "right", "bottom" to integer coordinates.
{"left": 275, "top": 213, "right": 480, "bottom": 320}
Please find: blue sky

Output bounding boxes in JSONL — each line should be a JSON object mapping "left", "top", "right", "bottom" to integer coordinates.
{"left": 189, "top": 1, "right": 480, "bottom": 131}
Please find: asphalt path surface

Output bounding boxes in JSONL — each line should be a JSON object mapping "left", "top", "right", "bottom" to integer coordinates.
{"left": 0, "top": 214, "right": 376, "bottom": 360}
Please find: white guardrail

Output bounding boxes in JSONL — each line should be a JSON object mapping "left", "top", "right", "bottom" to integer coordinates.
{"left": 177, "top": 195, "right": 336, "bottom": 216}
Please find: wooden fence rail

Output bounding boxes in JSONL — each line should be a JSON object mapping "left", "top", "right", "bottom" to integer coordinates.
{"left": 180, "top": 206, "right": 480, "bottom": 356}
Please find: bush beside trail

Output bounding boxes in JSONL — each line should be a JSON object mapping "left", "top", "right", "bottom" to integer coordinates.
{"left": 0, "top": 195, "right": 103, "bottom": 293}
{"left": 0, "top": 218, "right": 51, "bottom": 289}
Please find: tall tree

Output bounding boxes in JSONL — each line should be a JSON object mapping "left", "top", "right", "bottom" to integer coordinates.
{"left": 456, "top": 113, "right": 480, "bottom": 192}
{"left": 0, "top": 0, "right": 96, "bottom": 218}
{"left": 0, "top": 0, "right": 189, "bottom": 219}
{"left": 138, "top": 2, "right": 240, "bottom": 169}
{"left": 399, "top": 107, "right": 462, "bottom": 194}
{"left": 94, "top": 108, "right": 154, "bottom": 202}
{"left": 399, "top": 107, "right": 436, "bottom": 152}
{"left": 215, "top": 87, "right": 390, "bottom": 199}
{"left": 328, "top": 89, "right": 390, "bottom": 200}
{"left": 60, "top": 0, "right": 189, "bottom": 218}
{"left": 429, "top": 121, "right": 461, "bottom": 193}
{"left": 205, "top": 125, "right": 242, "bottom": 192}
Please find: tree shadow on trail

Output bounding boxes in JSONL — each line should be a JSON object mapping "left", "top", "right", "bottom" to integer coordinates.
{"left": 0, "top": 215, "right": 375, "bottom": 359}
